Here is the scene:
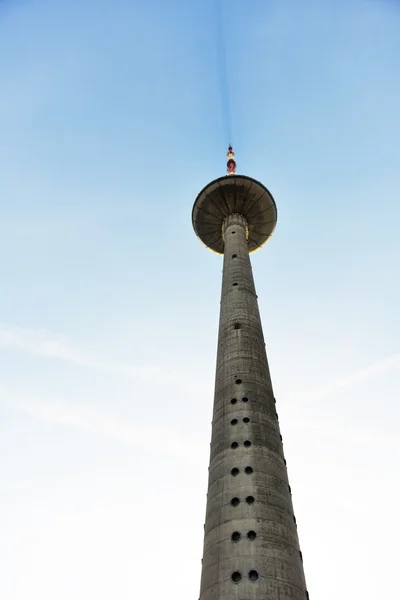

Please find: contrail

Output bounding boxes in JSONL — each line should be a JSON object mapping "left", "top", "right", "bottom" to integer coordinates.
{"left": 300, "top": 353, "right": 400, "bottom": 404}
{"left": 0, "top": 322, "right": 209, "bottom": 395}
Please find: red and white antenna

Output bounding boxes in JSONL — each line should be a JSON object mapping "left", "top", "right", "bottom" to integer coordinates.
{"left": 226, "top": 145, "right": 236, "bottom": 175}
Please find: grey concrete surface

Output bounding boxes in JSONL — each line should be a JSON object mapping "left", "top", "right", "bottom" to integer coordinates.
{"left": 193, "top": 203, "right": 308, "bottom": 600}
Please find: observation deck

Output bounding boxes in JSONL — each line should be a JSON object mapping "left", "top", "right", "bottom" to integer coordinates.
{"left": 192, "top": 174, "right": 277, "bottom": 255}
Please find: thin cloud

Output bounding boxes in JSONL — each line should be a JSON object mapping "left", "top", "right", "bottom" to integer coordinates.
{"left": 300, "top": 353, "right": 400, "bottom": 403}
{"left": 285, "top": 416, "right": 399, "bottom": 450}
{"left": 0, "top": 322, "right": 209, "bottom": 459}
{"left": 0, "top": 322, "right": 208, "bottom": 395}
{"left": 0, "top": 322, "right": 97, "bottom": 367}
{"left": 0, "top": 386, "right": 207, "bottom": 465}
{"left": 2, "top": 323, "right": 398, "bottom": 407}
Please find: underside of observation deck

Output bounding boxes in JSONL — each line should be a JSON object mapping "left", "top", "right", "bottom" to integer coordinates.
{"left": 192, "top": 175, "right": 277, "bottom": 254}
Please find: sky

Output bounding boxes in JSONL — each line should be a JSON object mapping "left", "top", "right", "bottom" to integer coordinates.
{"left": 0, "top": 0, "right": 399, "bottom": 598}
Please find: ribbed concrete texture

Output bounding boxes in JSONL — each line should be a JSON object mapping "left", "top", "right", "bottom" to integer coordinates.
{"left": 197, "top": 211, "right": 309, "bottom": 600}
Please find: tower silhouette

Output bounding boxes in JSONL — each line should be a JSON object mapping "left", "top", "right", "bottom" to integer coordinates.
{"left": 192, "top": 149, "right": 309, "bottom": 600}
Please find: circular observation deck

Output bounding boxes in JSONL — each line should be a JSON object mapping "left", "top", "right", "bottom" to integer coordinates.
{"left": 192, "top": 175, "right": 277, "bottom": 255}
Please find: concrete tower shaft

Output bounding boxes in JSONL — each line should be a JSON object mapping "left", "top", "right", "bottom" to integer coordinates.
{"left": 193, "top": 166, "right": 309, "bottom": 600}
{"left": 198, "top": 211, "right": 308, "bottom": 600}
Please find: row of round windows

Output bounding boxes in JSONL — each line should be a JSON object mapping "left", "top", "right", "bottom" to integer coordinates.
{"left": 231, "top": 396, "right": 248, "bottom": 404}
{"left": 231, "top": 440, "right": 251, "bottom": 448}
{"left": 232, "top": 570, "right": 258, "bottom": 583}
{"left": 231, "top": 466, "right": 253, "bottom": 476}
{"left": 230, "top": 389, "right": 257, "bottom": 579}
{"left": 231, "top": 530, "right": 256, "bottom": 542}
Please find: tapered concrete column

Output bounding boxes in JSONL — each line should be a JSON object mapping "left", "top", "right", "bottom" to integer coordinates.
{"left": 192, "top": 175, "right": 309, "bottom": 600}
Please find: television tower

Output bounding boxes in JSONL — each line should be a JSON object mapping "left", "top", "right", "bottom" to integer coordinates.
{"left": 192, "top": 147, "right": 309, "bottom": 600}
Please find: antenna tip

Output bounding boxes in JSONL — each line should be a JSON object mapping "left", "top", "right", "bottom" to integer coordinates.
{"left": 226, "top": 145, "right": 236, "bottom": 175}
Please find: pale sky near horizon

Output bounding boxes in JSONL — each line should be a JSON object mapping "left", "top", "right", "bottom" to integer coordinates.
{"left": 1, "top": 0, "right": 399, "bottom": 599}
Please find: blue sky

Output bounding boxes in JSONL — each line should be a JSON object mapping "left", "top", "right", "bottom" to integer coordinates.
{"left": 0, "top": 0, "right": 399, "bottom": 598}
